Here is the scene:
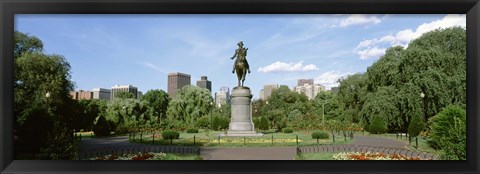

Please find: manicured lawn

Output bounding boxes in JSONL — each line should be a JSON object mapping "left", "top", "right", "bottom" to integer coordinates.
{"left": 129, "top": 129, "right": 354, "bottom": 147}
{"left": 296, "top": 152, "right": 338, "bottom": 160}
{"left": 164, "top": 153, "right": 203, "bottom": 160}
{"left": 74, "top": 131, "right": 95, "bottom": 139}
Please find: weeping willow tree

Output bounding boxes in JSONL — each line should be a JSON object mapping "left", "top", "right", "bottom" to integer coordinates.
{"left": 336, "top": 27, "right": 466, "bottom": 133}
{"left": 166, "top": 85, "right": 214, "bottom": 128}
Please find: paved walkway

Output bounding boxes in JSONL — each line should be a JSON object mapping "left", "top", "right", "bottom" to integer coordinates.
{"left": 351, "top": 135, "right": 407, "bottom": 148}
{"left": 78, "top": 136, "right": 132, "bottom": 151}
{"left": 78, "top": 134, "right": 412, "bottom": 160}
{"left": 200, "top": 147, "right": 296, "bottom": 160}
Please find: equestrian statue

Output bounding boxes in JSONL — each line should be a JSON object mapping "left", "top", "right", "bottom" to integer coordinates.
{"left": 230, "top": 41, "right": 251, "bottom": 87}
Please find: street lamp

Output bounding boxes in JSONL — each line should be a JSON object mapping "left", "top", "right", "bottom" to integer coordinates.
{"left": 322, "top": 101, "right": 328, "bottom": 126}
{"left": 210, "top": 101, "right": 213, "bottom": 129}
{"left": 45, "top": 92, "right": 51, "bottom": 112}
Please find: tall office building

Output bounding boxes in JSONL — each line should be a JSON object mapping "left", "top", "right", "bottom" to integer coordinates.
{"left": 168, "top": 72, "right": 191, "bottom": 98}
{"left": 92, "top": 88, "right": 111, "bottom": 100}
{"left": 298, "top": 79, "right": 314, "bottom": 87}
{"left": 111, "top": 85, "right": 138, "bottom": 100}
{"left": 137, "top": 91, "right": 143, "bottom": 99}
{"left": 196, "top": 76, "right": 212, "bottom": 92}
{"left": 70, "top": 90, "right": 93, "bottom": 100}
{"left": 259, "top": 89, "right": 265, "bottom": 100}
{"left": 293, "top": 83, "right": 326, "bottom": 100}
{"left": 215, "top": 86, "right": 230, "bottom": 107}
{"left": 260, "top": 84, "right": 279, "bottom": 100}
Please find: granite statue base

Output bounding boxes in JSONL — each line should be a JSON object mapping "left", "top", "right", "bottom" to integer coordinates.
{"left": 220, "top": 86, "right": 263, "bottom": 137}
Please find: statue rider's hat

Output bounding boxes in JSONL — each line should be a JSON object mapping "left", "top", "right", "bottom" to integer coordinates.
{"left": 237, "top": 41, "right": 244, "bottom": 47}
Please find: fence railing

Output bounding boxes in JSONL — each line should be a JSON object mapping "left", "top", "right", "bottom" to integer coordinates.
{"left": 77, "top": 145, "right": 200, "bottom": 160}
{"left": 297, "top": 144, "right": 437, "bottom": 159}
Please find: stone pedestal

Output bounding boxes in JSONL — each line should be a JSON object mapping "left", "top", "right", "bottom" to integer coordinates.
{"left": 222, "top": 86, "right": 263, "bottom": 137}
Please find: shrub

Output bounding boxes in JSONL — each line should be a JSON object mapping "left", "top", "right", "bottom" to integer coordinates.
{"left": 161, "top": 130, "right": 180, "bottom": 144}
{"left": 93, "top": 116, "right": 111, "bottom": 136}
{"left": 282, "top": 128, "right": 294, "bottom": 133}
{"left": 195, "top": 116, "right": 210, "bottom": 129}
{"left": 258, "top": 117, "right": 269, "bottom": 130}
{"left": 369, "top": 116, "right": 387, "bottom": 134}
{"left": 429, "top": 105, "right": 466, "bottom": 160}
{"left": 311, "top": 131, "right": 329, "bottom": 139}
{"left": 212, "top": 115, "right": 229, "bottom": 131}
{"left": 115, "top": 126, "right": 131, "bottom": 135}
{"left": 186, "top": 128, "right": 199, "bottom": 133}
{"left": 408, "top": 113, "right": 425, "bottom": 137}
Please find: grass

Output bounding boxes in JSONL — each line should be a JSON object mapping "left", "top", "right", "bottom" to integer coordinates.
{"left": 74, "top": 131, "right": 95, "bottom": 139}
{"left": 366, "top": 133, "right": 438, "bottom": 154}
{"left": 129, "top": 129, "right": 354, "bottom": 147}
{"left": 164, "top": 153, "right": 203, "bottom": 160}
{"left": 296, "top": 152, "right": 338, "bottom": 160}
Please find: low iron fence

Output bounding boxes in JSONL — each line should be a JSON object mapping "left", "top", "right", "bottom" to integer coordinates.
{"left": 77, "top": 145, "right": 200, "bottom": 160}
{"left": 297, "top": 144, "right": 437, "bottom": 159}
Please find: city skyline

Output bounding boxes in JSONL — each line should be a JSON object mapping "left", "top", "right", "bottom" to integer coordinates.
{"left": 15, "top": 14, "right": 466, "bottom": 98}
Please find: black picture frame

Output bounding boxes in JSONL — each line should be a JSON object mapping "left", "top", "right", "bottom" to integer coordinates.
{"left": 1, "top": 0, "right": 479, "bottom": 174}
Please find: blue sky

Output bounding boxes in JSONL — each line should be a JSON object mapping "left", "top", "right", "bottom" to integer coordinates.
{"left": 15, "top": 14, "right": 466, "bottom": 99}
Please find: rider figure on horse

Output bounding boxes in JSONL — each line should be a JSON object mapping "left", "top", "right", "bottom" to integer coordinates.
{"left": 230, "top": 41, "right": 251, "bottom": 74}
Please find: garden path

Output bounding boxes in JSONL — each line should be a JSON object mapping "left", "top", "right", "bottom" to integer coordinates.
{"left": 78, "top": 134, "right": 410, "bottom": 160}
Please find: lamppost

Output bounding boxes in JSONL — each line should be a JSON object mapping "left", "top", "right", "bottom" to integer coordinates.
{"left": 418, "top": 92, "right": 426, "bottom": 148}
{"left": 45, "top": 92, "right": 51, "bottom": 112}
{"left": 210, "top": 101, "right": 213, "bottom": 130}
{"left": 322, "top": 101, "right": 328, "bottom": 126}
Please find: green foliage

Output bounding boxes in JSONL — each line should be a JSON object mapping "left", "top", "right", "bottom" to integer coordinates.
{"left": 161, "top": 130, "right": 180, "bottom": 140}
{"left": 408, "top": 112, "right": 425, "bottom": 137}
{"left": 14, "top": 31, "right": 44, "bottom": 58}
{"left": 263, "top": 85, "right": 313, "bottom": 128}
{"left": 369, "top": 116, "right": 387, "bottom": 134}
{"left": 211, "top": 114, "right": 230, "bottom": 131}
{"left": 311, "top": 131, "right": 329, "bottom": 139}
{"left": 115, "top": 91, "right": 135, "bottom": 99}
{"left": 429, "top": 105, "right": 466, "bottom": 152}
{"left": 258, "top": 117, "right": 269, "bottom": 130}
{"left": 14, "top": 31, "right": 76, "bottom": 159}
{"left": 282, "top": 128, "right": 294, "bottom": 133}
{"left": 186, "top": 128, "right": 199, "bottom": 133}
{"left": 93, "top": 116, "right": 112, "bottom": 136}
{"left": 141, "top": 89, "right": 170, "bottom": 126}
{"left": 167, "top": 85, "right": 214, "bottom": 128}
{"left": 105, "top": 98, "right": 149, "bottom": 131}
{"left": 438, "top": 115, "right": 466, "bottom": 160}
{"left": 195, "top": 116, "right": 211, "bottom": 129}
{"left": 334, "top": 27, "right": 466, "bottom": 134}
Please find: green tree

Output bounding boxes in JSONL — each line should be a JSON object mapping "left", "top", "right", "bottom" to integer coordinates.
{"left": 369, "top": 116, "right": 387, "bottom": 134}
{"left": 93, "top": 116, "right": 111, "bottom": 136}
{"left": 141, "top": 89, "right": 170, "bottom": 126}
{"left": 258, "top": 117, "right": 269, "bottom": 130}
{"left": 14, "top": 31, "right": 43, "bottom": 58}
{"left": 115, "top": 91, "right": 135, "bottom": 99}
{"left": 166, "top": 85, "right": 214, "bottom": 128}
{"left": 336, "top": 73, "right": 368, "bottom": 123}
{"left": 14, "top": 31, "right": 76, "bottom": 159}
{"left": 408, "top": 112, "right": 425, "bottom": 138}
{"left": 429, "top": 105, "right": 466, "bottom": 151}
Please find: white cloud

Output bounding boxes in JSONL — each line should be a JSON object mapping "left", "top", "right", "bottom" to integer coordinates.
{"left": 355, "top": 14, "right": 466, "bottom": 60}
{"left": 144, "top": 62, "right": 167, "bottom": 74}
{"left": 314, "top": 71, "right": 353, "bottom": 90}
{"left": 338, "top": 14, "right": 382, "bottom": 28}
{"left": 257, "top": 61, "right": 319, "bottom": 73}
{"left": 357, "top": 47, "right": 386, "bottom": 60}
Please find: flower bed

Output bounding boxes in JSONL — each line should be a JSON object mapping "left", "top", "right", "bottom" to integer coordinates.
{"left": 332, "top": 152, "right": 432, "bottom": 160}
{"left": 92, "top": 152, "right": 167, "bottom": 160}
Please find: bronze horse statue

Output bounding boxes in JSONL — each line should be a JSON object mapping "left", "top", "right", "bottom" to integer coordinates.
{"left": 230, "top": 41, "right": 251, "bottom": 87}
